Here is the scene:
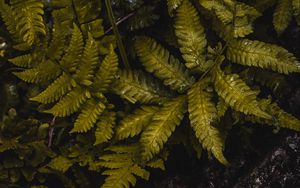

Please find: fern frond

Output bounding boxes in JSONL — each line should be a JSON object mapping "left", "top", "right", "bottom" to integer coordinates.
{"left": 101, "top": 165, "right": 149, "bottom": 188}
{"left": 47, "top": 156, "right": 73, "bottom": 173}
{"left": 30, "top": 73, "right": 75, "bottom": 104}
{"left": 258, "top": 99, "right": 300, "bottom": 131}
{"left": 44, "top": 87, "right": 90, "bottom": 117}
{"left": 100, "top": 145, "right": 150, "bottom": 188}
{"left": 188, "top": 79, "right": 228, "bottom": 165}
{"left": 273, "top": 0, "right": 292, "bottom": 35}
{"left": 9, "top": 54, "right": 36, "bottom": 68}
{"left": 116, "top": 106, "right": 159, "bottom": 140}
{"left": 135, "top": 36, "right": 194, "bottom": 92}
{"left": 167, "top": 0, "right": 183, "bottom": 16}
{"left": 140, "top": 96, "right": 187, "bottom": 161}
{"left": 93, "top": 46, "right": 118, "bottom": 93}
{"left": 226, "top": 39, "right": 300, "bottom": 74}
{"left": 60, "top": 25, "right": 84, "bottom": 73}
{"left": 12, "top": 0, "right": 46, "bottom": 46}
{"left": 112, "top": 70, "right": 170, "bottom": 104}
{"left": 145, "top": 158, "right": 166, "bottom": 170}
{"left": 175, "top": 0, "right": 207, "bottom": 71}
{"left": 0, "top": 138, "right": 20, "bottom": 153}
{"left": 213, "top": 63, "right": 271, "bottom": 119}
{"left": 14, "top": 60, "right": 61, "bottom": 83}
{"left": 0, "top": 0, "right": 23, "bottom": 42}
{"left": 74, "top": 34, "right": 99, "bottom": 86}
{"left": 71, "top": 99, "right": 106, "bottom": 133}
{"left": 94, "top": 111, "right": 116, "bottom": 145}
{"left": 199, "top": 0, "right": 234, "bottom": 24}
{"left": 202, "top": 0, "right": 260, "bottom": 39}
{"left": 46, "top": 22, "right": 67, "bottom": 60}
{"left": 217, "top": 97, "right": 229, "bottom": 118}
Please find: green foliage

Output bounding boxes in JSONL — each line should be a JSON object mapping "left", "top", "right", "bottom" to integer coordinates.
{"left": 1, "top": 0, "right": 300, "bottom": 187}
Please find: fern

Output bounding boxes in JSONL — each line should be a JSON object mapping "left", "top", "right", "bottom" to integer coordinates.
{"left": 71, "top": 99, "right": 106, "bottom": 133}
{"left": 257, "top": 98, "right": 300, "bottom": 131}
{"left": 94, "top": 111, "right": 116, "bottom": 145}
{"left": 11, "top": 0, "right": 46, "bottom": 46}
{"left": 47, "top": 156, "right": 73, "bottom": 173}
{"left": 112, "top": 70, "right": 171, "bottom": 104}
{"left": 213, "top": 60, "right": 271, "bottom": 119}
{"left": 227, "top": 39, "right": 300, "bottom": 74}
{"left": 216, "top": 97, "right": 229, "bottom": 118}
{"left": 167, "top": 0, "right": 183, "bottom": 16}
{"left": 140, "top": 96, "right": 187, "bottom": 161}
{"left": 44, "top": 87, "right": 91, "bottom": 117}
{"left": 93, "top": 46, "right": 119, "bottom": 93}
{"left": 188, "top": 79, "right": 228, "bottom": 165}
{"left": 135, "top": 36, "right": 194, "bottom": 92}
{"left": 200, "top": 0, "right": 261, "bottom": 39}
{"left": 273, "top": 0, "right": 293, "bottom": 35}
{"left": 99, "top": 145, "right": 163, "bottom": 188}
{"left": 30, "top": 73, "right": 76, "bottom": 104}
{"left": 2, "top": 0, "right": 300, "bottom": 187}
{"left": 116, "top": 106, "right": 159, "bottom": 140}
{"left": 175, "top": 0, "right": 207, "bottom": 71}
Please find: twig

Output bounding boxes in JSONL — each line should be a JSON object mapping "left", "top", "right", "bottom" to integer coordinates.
{"left": 48, "top": 116, "right": 56, "bottom": 148}
{"left": 105, "top": 0, "right": 131, "bottom": 69}
{"left": 104, "top": 12, "right": 135, "bottom": 35}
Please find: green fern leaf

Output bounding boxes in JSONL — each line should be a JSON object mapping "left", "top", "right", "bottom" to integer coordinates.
{"left": 44, "top": 87, "right": 90, "bottom": 117}
{"left": 175, "top": 0, "right": 207, "bottom": 71}
{"left": 199, "top": 0, "right": 234, "bottom": 24}
{"left": 145, "top": 158, "right": 166, "bottom": 170}
{"left": 188, "top": 79, "right": 228, "bottom": 165}
{"left": 93, "top": 46, "right": 119, "bottom": 93}
{"left": 60, "top": 24, "right": 84, "bottom": 73}
{"left": 135, "top": 36, "right": 194, "bottom": 92}
{"left": 112, "top": 70, "right": 170, "bottom": 104}
{"left": 47, "top": 156, "right": 73, "bottom": 173}
{"left": 9, "top": 54, "right": 36, "bottom": 68}
{"left": 14, "top": 60, "right": 61, "bottom": 83}
{"left": 0, "top": 138, "right": 20, "bottom": 153}
{"left": 167, "top": 0, "right": 183, "bottom": 16}
{"left": 227, "top": 39, "right": 300, "bottom": 74}
{"left": 116, "top": 106, "right": 159, "bottom": 140}
{"left": 101, "top": 165, "right": 149, "bottom": 188}
{"left": 94, "top": 111, "right": 116, "bottom": 145}
{"left": 12, "top": 0, "right": 46, "bottom": 46}
{"left": 258, "top": 99, "right": 300, "bottom": 131}
{"left": 46, "top": 22, "right": 67, "bottom": 60}
{"left": 217, "top": 97, "right": 229, "bottom": 118}
{"left": 100, "top": 145, "right": 154, "bottom": 188}
{"left": 213, "top": 62, "right": 271, "bottom": 119}
{"left": 273, "top": 0, "right": 292, "bottom": 35}
{"left": 99, "top": 145, "right": 142, "bottom": 185}
{"left": 74, "top": 34, "right": 99, "bottom": 86}
{"left": 71, "top": 99, "right": 106, "bottom": 133}
{"left": 30, "top": 73, "right": 75, "bottom": 104}
{"left": 140, "top": 96, "right": 187, "bottom": 161}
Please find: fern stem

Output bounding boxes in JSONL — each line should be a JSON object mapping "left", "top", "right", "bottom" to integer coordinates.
{"left": 104, "top": 12, "right": 135, "bottom": 35}
{"left": 105, "top": 0, "right": 131, "bottom": 69}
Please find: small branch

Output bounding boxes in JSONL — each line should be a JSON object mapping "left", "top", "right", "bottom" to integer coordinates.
{"left": 105, "top": 0, "right": 131, "bottom": 69}
{"left": 48, "top": 116, "right": 56, "bottom": 148}
{"left": 104, "top": 12, "right": 135, "bottom": 35}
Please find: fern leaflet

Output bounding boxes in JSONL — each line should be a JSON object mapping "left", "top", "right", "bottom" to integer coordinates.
{"left": 175, "top": 0, "right": 207, "bottom": 71}
{"left": 140, "top": 96, "right": 187, "bottom": 161}
{"left": 188, "top": 79, "right": 228, "bottom": 165}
